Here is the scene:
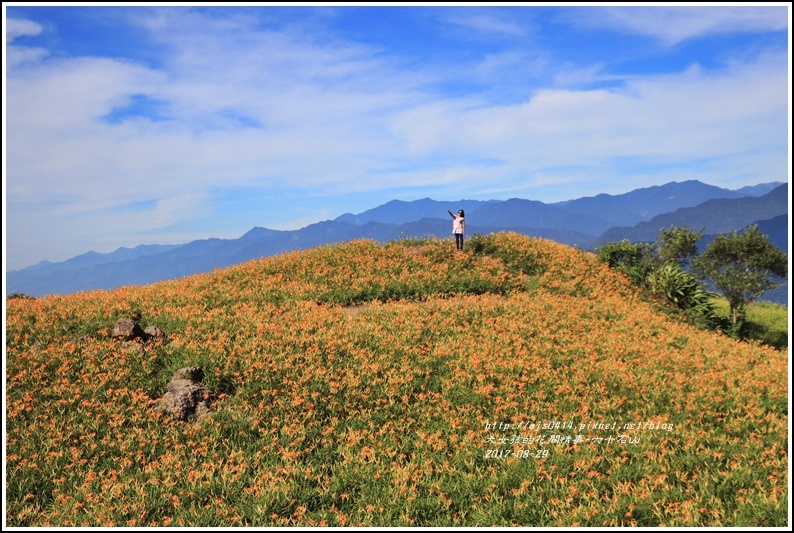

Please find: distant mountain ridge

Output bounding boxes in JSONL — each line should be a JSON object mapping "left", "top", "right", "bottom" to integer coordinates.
{"left": 337, "top": 180, "right": 777, "bottom": 229}
{"left": 16, "top": 244, "right": 181, "bottom": 272}
{"left": 7, "top": 180, "right": 787, "bottom": 302}
{"left": 598, "top": 183, "right": 788, "bottom": 243}
{"left": 551, "top": 179, "right": 758, "bottom": 222}
{"left": 335, "top": 199, "right": 498, "bottom": 225}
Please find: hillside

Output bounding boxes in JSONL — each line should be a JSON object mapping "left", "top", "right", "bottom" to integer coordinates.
{"left": 5, "top": 233, "right": 788, "bottom": 527}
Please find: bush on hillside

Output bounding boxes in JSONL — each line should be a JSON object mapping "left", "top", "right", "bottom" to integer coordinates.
{"left": 7, "top": 292, "right": 35, "bottom": 301}
{"left": 645, "top": 262, "right": 720, "bottom": 329}
{"left": 595, "top": 240, "right": 657, "bottom": 287}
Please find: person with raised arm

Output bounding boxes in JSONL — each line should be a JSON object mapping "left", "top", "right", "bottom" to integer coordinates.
{"left": 447, "top": 209, "right": 465, "bottom": 251}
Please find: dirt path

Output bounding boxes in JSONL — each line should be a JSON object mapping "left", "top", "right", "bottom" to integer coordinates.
{"left": 341, "top": 304, "right": 371, "bottom": 318}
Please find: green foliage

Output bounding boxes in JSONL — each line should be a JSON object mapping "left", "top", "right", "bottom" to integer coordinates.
{"left": 646, "top": 263, "right": 715, "bottom": 313}
{"left": 596, "top": 224, "right": 786, "bottom": 348}
{"left": 595, "top": 240, "right": 657, "bottom": 286}
{"left": 7, "top": 292, "right": 35, "bottom": 301}
{"left": 691, "top": 225, "right": 788, "bottom": 326}
{"left": 656, "top": 225, "right": 703, "bottom": 266}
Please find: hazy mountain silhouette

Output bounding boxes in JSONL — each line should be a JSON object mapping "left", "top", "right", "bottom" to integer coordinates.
{"left": 597, "top": 183, "right": 788, "bottom": 244}
{"left": 336, "top": 180, "right": 765, "bottom": 231}
{"left": 551, "top": 179, "right": 756, "bottom": 224}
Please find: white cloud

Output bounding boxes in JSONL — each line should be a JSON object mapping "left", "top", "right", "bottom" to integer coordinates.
{"left": 5, "top": 44, "right": 49, "bottom": 68}
{"left": 5, "top": 17, "right": 43, "bottom": 41}
{"left": 572, "top": 6, "right": 789, "bottom": 46}
{"left": 441, "top": 10, "right": 529, "bottom": 38}
{"left": 414, "top": 50, "right": 785, "bottom": 156}
{"left": 387, "top": 48, "right": 787, "bottom": 200}
{"left": 149, "top": 192, "right": 212, "bottom": 229}
{"left": 6, "top": 17, "right": 49, "bottom": 67}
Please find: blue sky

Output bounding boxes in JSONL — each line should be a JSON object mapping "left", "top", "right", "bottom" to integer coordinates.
{"left": 3, "top": 3, "right": 790, "bottom": 271}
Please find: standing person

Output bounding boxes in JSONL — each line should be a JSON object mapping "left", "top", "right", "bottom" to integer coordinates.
{"left": 447, "top": 209, "right": 465, "bottom": 251}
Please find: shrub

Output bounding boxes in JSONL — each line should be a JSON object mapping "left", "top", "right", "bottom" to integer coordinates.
{"left": 645, "top": 262, "right": 719, "bottom": 329}
{"left": 595, "top": 241, "right": 657, "bottom": 287}
{"left": 7, "top": 292, "right": 35, "bottom": 300}
{"left": 646, "top": 263, "right": 710, "bottom": 310}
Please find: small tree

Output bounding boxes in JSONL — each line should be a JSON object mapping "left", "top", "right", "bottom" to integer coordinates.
{"left": 691, "top": 225, "right": 788, "bottom": 327}
{"left": 656, "top": 225, "right": 703, "bottom": 266}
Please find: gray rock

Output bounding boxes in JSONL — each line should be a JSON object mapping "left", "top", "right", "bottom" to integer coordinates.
{"left": 154, "top": 366, "right": 212, "bottom": 422}
{"left": 111, "top": 317, "right": 146, "bottom": 340}
{"left": 144, "top": 326, "right": 165, "bottom": 339}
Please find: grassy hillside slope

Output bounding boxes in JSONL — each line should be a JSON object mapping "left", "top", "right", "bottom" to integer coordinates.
{"left": 5, "top": 233, "right": 788, "bottom": 527}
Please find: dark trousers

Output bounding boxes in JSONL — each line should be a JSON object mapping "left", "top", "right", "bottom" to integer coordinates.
{"left": 455, "top": 233, "right": 464, "bottom": 250}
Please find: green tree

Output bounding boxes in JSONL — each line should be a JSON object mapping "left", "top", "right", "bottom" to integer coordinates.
{"left": 691, "top": 225, "right": 788, "bottom": 327}
{"left": 656, "top": 225, "right": 703, "bottom": 266}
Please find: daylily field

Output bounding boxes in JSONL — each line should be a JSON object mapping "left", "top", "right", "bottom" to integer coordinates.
{"left": 5, "top": 233, "right": 789, "bottom": 526}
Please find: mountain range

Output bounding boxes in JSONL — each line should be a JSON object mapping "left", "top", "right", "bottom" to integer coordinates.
{"left": 6, "top": 180, "right": 788, "bottom": 303}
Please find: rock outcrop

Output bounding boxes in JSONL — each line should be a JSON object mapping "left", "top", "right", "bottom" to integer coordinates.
{"left": 110, "top": 317, "right": 146, "bottom": 340}
{"left": 153, "top": 367, "right": 212, "bottom": 422}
